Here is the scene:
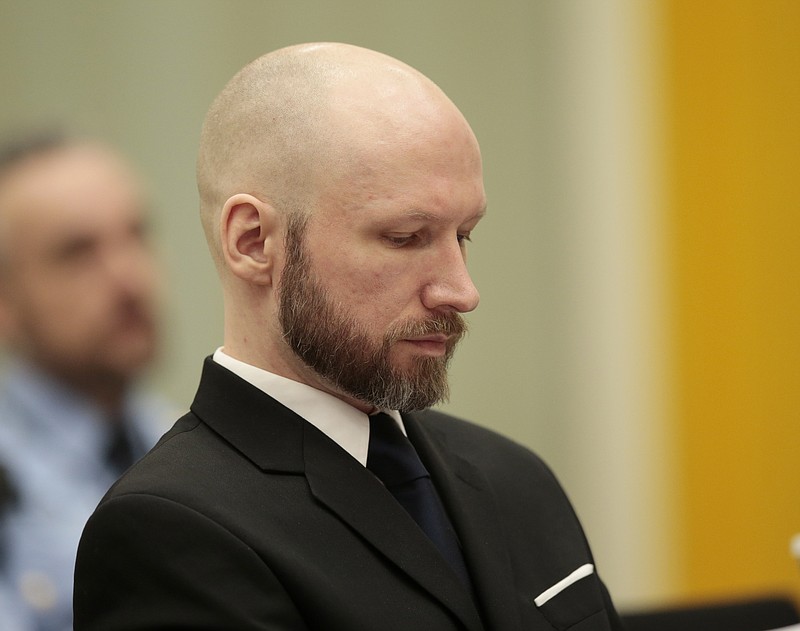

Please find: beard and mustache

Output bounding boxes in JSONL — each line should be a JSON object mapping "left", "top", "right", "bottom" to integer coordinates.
{"left": 277, "top": 217, "right": 466, "bottom": 412}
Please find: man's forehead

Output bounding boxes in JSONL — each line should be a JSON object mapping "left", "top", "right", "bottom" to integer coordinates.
{"left": 2, "top": 153, "right": 142, "bottom": 239}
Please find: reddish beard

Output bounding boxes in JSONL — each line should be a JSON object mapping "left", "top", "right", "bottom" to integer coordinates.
{"left": 278, "top": 218, "right": 466, "bottom": 411}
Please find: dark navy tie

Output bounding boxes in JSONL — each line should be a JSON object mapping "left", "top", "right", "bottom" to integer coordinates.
{"left": 367, "top": 413, "right": 471, "bottom": 588}
{"left": 105, "top": 421, "right": 136, "bottom": 476}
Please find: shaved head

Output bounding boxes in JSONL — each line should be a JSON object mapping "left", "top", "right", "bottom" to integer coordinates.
{"left": 196, "top": 42, "right": 470, "bottom": 269}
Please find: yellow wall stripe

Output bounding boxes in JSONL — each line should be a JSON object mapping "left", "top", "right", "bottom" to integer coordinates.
{"left": 666, "top": 0, "right": 800, "bottom": 600}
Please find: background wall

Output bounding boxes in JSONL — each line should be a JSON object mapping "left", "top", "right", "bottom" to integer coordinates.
{"left": 666, "top": 0, "right": 800, "bottom": 602}
{"left": 2, "top": 0, "right": 798, "bottom": 612}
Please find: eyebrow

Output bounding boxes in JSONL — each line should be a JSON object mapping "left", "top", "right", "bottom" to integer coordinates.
{"left": 400, "top": 206, "right": 487, "bottom": 223}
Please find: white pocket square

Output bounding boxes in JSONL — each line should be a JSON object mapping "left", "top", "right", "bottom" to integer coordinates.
{"left": 534, "top": 563, "right": 595, "bottom": 607}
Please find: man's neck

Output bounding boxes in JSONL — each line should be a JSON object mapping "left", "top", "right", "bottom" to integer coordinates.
{"left": 216, "top": 346, "right": 376, "bottom": 415}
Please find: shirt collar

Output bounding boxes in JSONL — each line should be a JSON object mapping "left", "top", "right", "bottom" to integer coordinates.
{"left": 212, "top": 348, "right": 403, "bottom": 467}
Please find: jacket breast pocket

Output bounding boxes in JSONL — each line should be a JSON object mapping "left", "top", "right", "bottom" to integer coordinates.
{"left": 533, "top": 565, "right": 611, "bottom": 631}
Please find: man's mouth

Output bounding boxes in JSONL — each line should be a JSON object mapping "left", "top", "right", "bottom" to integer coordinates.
{"left": 400, "top": 334, "right": 451, "bottom": 356}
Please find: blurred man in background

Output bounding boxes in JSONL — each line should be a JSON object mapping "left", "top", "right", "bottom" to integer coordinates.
{"left": 0, "top": 132, "right": 171, "bottom": 630}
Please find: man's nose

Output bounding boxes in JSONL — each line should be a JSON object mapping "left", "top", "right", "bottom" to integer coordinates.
{"left": 102, "top": 241, "right": 154, "bottom": 294}
{"left": 420, "top": 242, "right": 480, "bottom": 314}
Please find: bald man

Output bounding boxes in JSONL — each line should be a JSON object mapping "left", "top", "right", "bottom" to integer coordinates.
{"left": 74, "top": 44, "right": 622, "bottom": 631}
{"left": 0, "top": 134, "right": 170, "bottom": 631}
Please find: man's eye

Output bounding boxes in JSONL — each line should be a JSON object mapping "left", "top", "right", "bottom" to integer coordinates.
{"left": 457, "top": 233, "right": 472, "bottom": 245}
{"left": 52, "top": 237, "right": 97, "bottom": 264}
{"left": 384, "top": 234, "right": 417, "bottom": 247}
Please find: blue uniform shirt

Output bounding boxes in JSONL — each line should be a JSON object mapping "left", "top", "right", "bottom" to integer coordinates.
{"left": 0, "top": 359, "right": 172, "bottom": 631}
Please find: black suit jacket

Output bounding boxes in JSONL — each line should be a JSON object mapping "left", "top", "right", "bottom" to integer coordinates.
{"left": 74, "top": 358, "right": 622, "bottom": 630}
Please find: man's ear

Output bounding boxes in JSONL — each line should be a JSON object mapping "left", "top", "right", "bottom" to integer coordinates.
{"left": 220, "top": 194, "right": 280, "bottom": 285}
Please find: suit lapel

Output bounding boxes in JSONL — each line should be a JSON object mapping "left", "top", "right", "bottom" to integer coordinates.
{"left": 191, "top": 360, "right": 484, "bottom": 631}
{"left": 404, "top": 412, "right": 524, "bottom": 631}
{"left": 190, "top": 358, "right": 306, "bottom": 473}
{"left": 303, "top": 422, "right": 485, "bottom": 631}
{"left": 191, "top": 361, "right": 603, "bottom": 630}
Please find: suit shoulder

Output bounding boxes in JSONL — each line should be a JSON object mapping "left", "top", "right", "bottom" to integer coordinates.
{"left": 101, "top": 411, "right": 209, "bottom": 500}
{"left": 415, "top": 408, "right": 535, "bottom": 452}
{"left": 411, "top": 409, "right": 596, "bottom": 566}
{"left": 413, "top": 409, "right": 555, "bottom": 479}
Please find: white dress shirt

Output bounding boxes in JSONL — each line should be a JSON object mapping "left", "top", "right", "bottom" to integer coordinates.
{"left": 212, "top": 348, "right": 404, "bottom": 467}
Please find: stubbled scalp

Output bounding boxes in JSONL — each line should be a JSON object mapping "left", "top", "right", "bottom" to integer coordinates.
{"left": 196, "top": 42, "right": 467, "bottom": 269}
{"left": 197, "top": 47, "right": 329, "bottom": 250}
